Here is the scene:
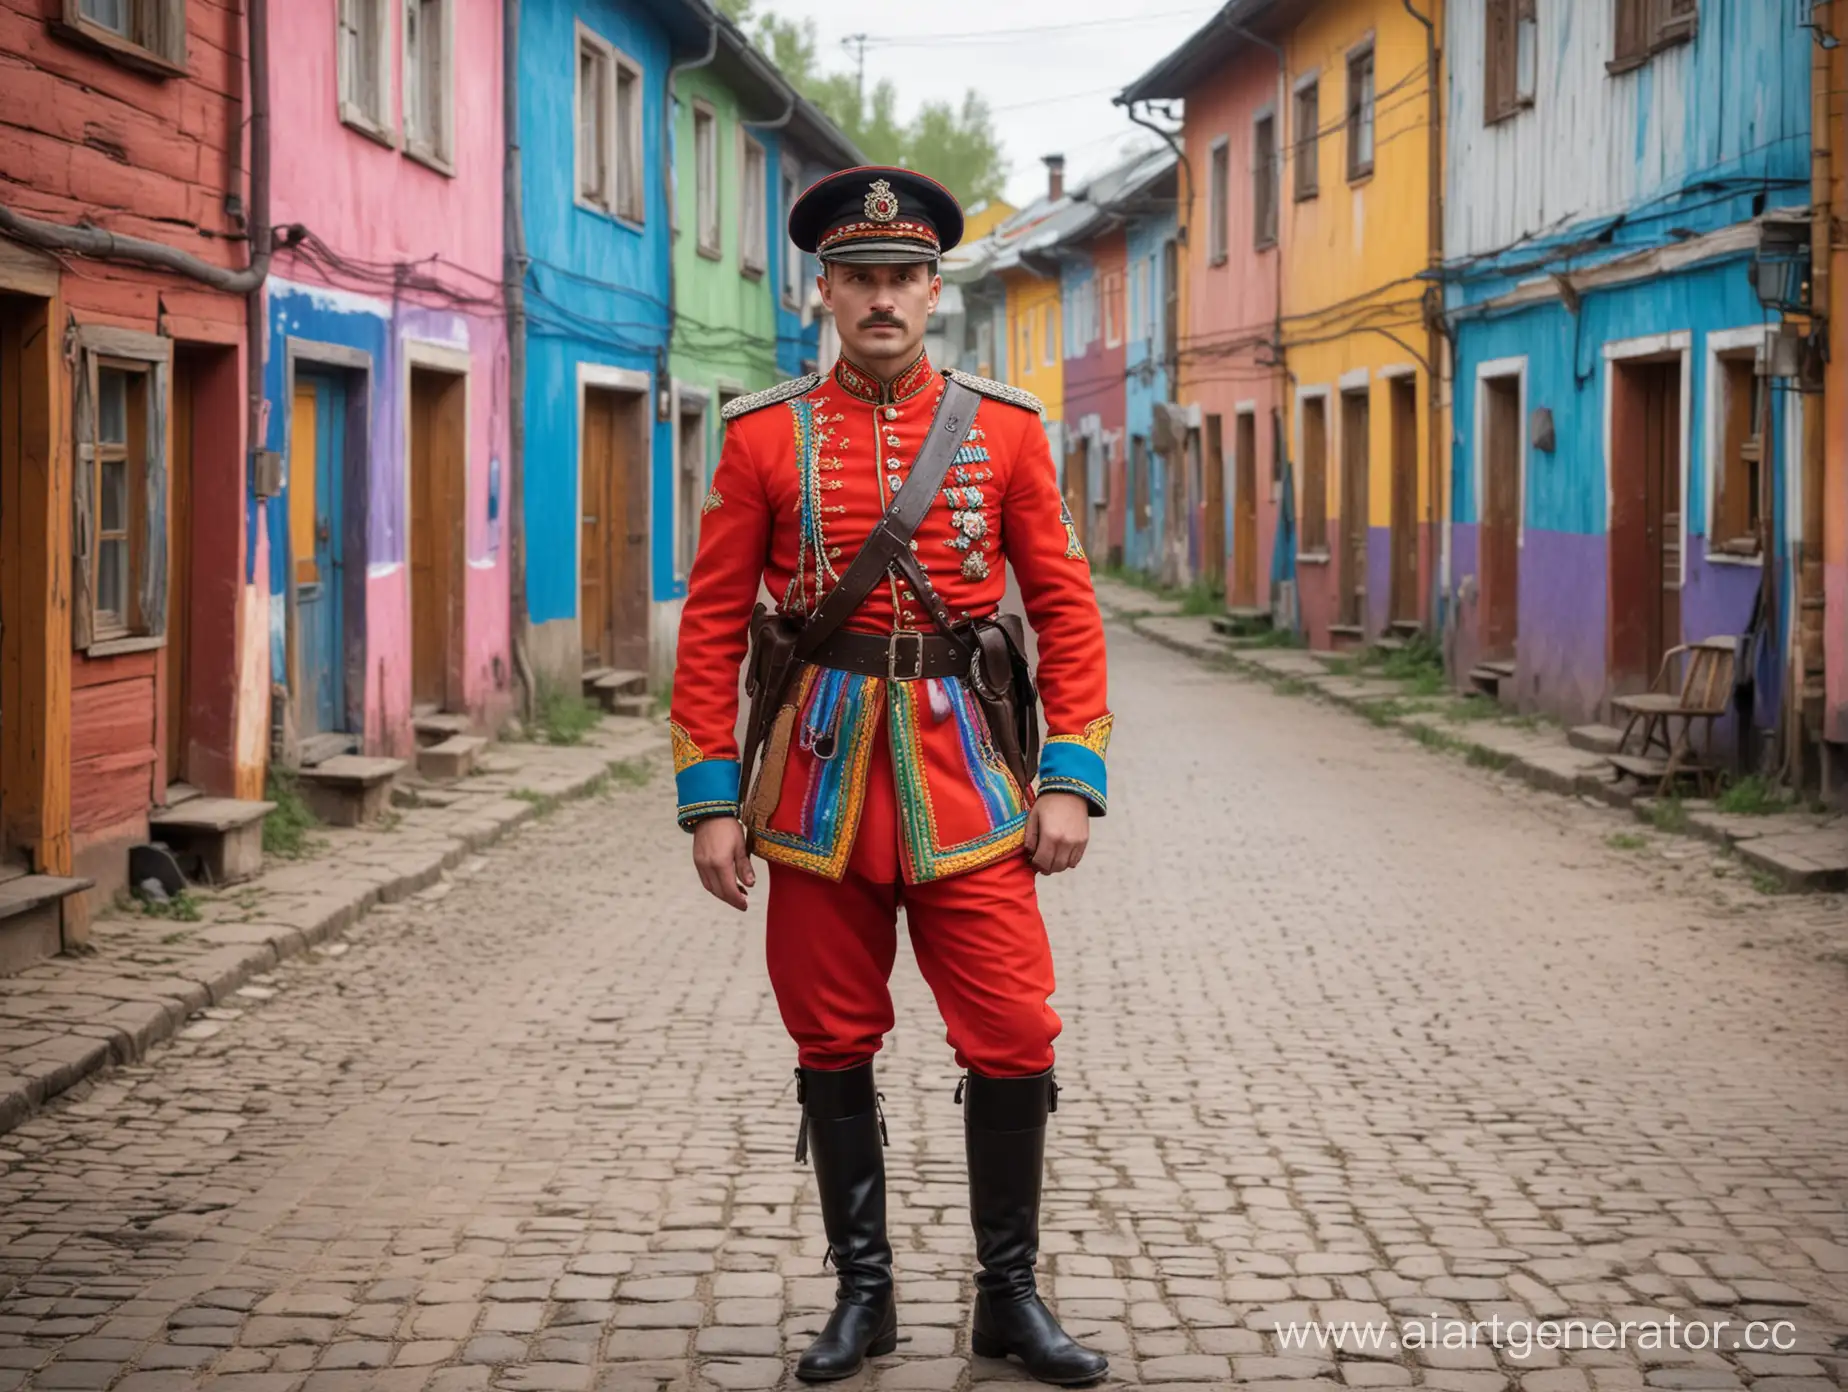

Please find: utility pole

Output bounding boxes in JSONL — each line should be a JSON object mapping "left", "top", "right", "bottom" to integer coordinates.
{"left": 842, "top": 32, "right": 869, "bottom": 112}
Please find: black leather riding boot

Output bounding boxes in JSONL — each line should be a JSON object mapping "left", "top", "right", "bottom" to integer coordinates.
{"left": 795, "top": 1061, "right": 897, "bottom": 1382}
{"left": 963, "top": 1068, "right": 1108, "bottom": 1386}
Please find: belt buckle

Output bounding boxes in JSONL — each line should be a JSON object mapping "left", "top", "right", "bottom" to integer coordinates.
{"left": 887, "top": 629, "right": 926, "bottom": 682}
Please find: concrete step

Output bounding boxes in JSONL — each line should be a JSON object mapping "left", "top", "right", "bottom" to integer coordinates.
{"left": 608, "top": 693, "right": 653, "bottom": 720}
{"left": 1370, "top": 636, "right": 1409, "bottom": 655}
{"left": 412, "top": 712, "right": 471, "bottom": 748}
{"left": 1568, "top": 723, "right": 1627, "bottom": 756}
{"left": 1468, "top": 661, "right": 1514, "bottom": 696}
{"left": 1326, "top": 623, "right": 1366, "bottom": 651}
{"left": 298, "top": 732, "right": 359, "bottom": 768}
{"left": 1212, "top": 607, "right": 1272, "bottom": 637}
{"left": 148, "top": 797, "right": 276, "bottom": 886}
{"left": 296, "top": 756, "right": 407, "bottom": 827}
{"left": 1388, "top": 618, "right": 1424, "bottom": 638}
{"left": 0, "top": 875, "right": 93, "bottom": 977}
{"left": 587, "top": 669, "right": 647, "bottom": 709}
{"left": 159, "top": 781, "right": 203, "bottom": 809}
{"left": 417, "top": 735, "right": 487, "bottom": 783}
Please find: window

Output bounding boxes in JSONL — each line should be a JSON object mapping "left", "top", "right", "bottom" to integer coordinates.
{"left": 1208, "top": 138, "right": 1230, "bottom": 265}
{"left": 1253, "top": 112, "right": 1278, "bottom": 247}
{"left": 694, "top": 103, "right": 720, "bottom": 258}
{"left": 73, "top": 327, "right": 171, "bottom": 651}
{"left": 675, "top": 397, "right": 706, "bottom": 581}
{"left": 1485, "top": 0, "right": 1538, "bottom": 123}
{"left": 1019, "top": 316, "right": 1031, "bottom": 374}
{"left": 60, "top": 0, "right": 186, "bottom": 73}
{"left": 1293, "top": 79, "right": 1320, "bottom": 202}
{"left": 1300, "top": 394, "right": 1329, "bottom": 552}
{"left": 1103, "top": 272, "right": 1123, "bottom": 348}
{"left": 781, "top": 168, "right": 802, "bottom": 308}
{"left": 1713, "top": 349, "right": 1764, "bottom": 556}
{"left": 1133, "top": 259, "right": 1152, "bottom": 341}
{"left": 1346, "top": 44, "right": 1375, "bottom": 181}
{"left": 740, "top": 136, "right": 768, "bottom": 277}
{"left": 1132, "top": 436, "right": 1151, "bottom": 525}
{"left": 1043, "top": 304, "right": 1057, "bottom": 367}
{"left": 338, "top": 0, "right": 390, "bottom": 135}
{"left": 1612, "top": 0, "right": 1697, "bottom": 72}
{"left": 403, "top": 0, "right": 453, "bottom": 170}
{"left": 576, "top": 32, "right": 643, "bottom": 221}
{"left": 577, "top": 41, "right": 610, "bottom": 206}
{"left": 1126, "top": 268, "right": 1139, "bottom": 344}
{"left": 614, "top": 61, "right": 641, "bottom": 220}
{"left": 976, "top": 320, "right": 994, "bottom": 378}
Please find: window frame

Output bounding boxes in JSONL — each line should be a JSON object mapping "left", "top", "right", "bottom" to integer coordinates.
{"left": 402, "top": 0, "right": 455, "bottom": 174}
{"left": 1705, "top": 328, "right": 1768, "bottom": 562}
{"left": 739, "top": 133, "right": 768, "bottom": 279}
{"left": 1292, "top": 74, "right": 1321, "bottom": 203}
{"left": 693, "top": 101, "right": 721, "bottom": 260}
{"left": 1298, "top": 388, "right": 1331, "bottom": 556}
{"left": 1484, "top": 0, "right": 1538, "bottom": 125}
{"left": 1346, "top": 41, "right": 1375, "bottom": 183}
{"left": 1042, "top": 302, "right": 1058, "bottom": 368}
{"left": 1103, "top": 271, "right": 1123, "bottom": 349}
{"left": 1208, "top": 136, "right": 1231, "bottom": 266}
{"left": 1252, "top": 108, "right": 1279, "bottom": 249}
{"left": 781, "top": 165, "right": 803, "bottom": 309}
{"left": 338, "top": 0, "right": 394, "bottom": 145}
{"left": 673, "top": 386, "right": 709, "bottom": 583}
{"left": 72, "top": 325, "right": 172, "bottom": 655}
{"left": 575, "top": 27, "right": 614, "bottom": 212}
{"left": 57, "top": 0, "right": 187, "bottom": 78}
{"left": 1611, "top": 0, "right": 1697, "bottom": 75}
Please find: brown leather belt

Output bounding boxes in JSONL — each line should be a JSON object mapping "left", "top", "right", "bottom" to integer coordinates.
{"left": 809, "top": 628, "right": 974, "bottom": 681}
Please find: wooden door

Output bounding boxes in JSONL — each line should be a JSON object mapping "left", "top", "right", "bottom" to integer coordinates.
{"left": 1232, "top": 411, "right": 1258, "bottom": 607}
{"left": 1608, "top": 359, "right": 1683, "bottom": 691}
{"left": 165, "top": 355, "right": 195, "bottom": 779}
{"left": 1339, "top": 389, "right": 1370, "bottom": 627}
{"left": 1388, "top": 376, "right": 1418, "bottom": 625}
{"left": 1481, "top": 375, "right": 1521, "bottom": 662}
{"left": 410, "top": 367, "right": 464, "bottom": 709}
{"left": 1203, "top": 414, "right": 1226, "bottom": 591}
{"left": 1063, "top": 441, "right": 1088, "bottom": 558}
{"left": 580, "top": 387, "right": 649, "bottom": 672}
{"left": 1643, "top": 363, "right": 1682, "bottom": 683}
{"left": 291, "top": 374, "right": 346, "bottom": 735}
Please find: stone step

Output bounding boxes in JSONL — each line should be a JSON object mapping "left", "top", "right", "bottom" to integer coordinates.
{"left": 587, "top": 669, "right": 647, "bottom": 707}
{"left": 1212, "top": 607, "right": 1272, "bottom": 637}
{"left": 0, "top": 875, "right": 94, "bottom": 977}
{"left": 298, "top": 732, "right": 359, "bottom": 768}
{"left": 148, "top": 798, "right": 276, "bottom": 887}
{"left": 1468, "top": 663, "right": 1509, "bottom": 696}
{"left": 1388, "top": 618, "right": 1424, "bottom": 638}
{"left": 296, "top": 756, "right": 408, "bottom": 827}
{"left": 412, "top": 712, "right": 471, "bottom": 748}
{"left": 1370, "top": 636, "right": 1409, "bottom": 655}
{"left": 160, "top": 781, "right": 203, "bottom": 809}
{"left": 608, "top": 693, "right": 653, "bottom": 720}
{"left": 417, "top": 735, "right": 487, "bottom": 783}
{"left": 1326, "top": 623, "right": 1366, "bottom": 652}
{"left": 1568, "top": 723, "right": 1627, "bottom": 756}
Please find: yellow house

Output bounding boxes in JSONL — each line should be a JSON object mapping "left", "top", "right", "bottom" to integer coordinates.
{"left": 1273, "top": 0, "right": 1444, "bottom": 648}
{"left": 962, "top": 198, "right": 1019, "bottom": 243}
{"left": 1004, "top": 269, "right": 1064, "bottom": 425}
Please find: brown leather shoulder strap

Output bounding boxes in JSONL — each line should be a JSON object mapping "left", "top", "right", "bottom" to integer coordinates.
{"left": 793, "top": 378, "right": 979, "bottom": 660}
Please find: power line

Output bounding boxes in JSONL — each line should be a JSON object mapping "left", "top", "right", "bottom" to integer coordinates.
{"left": 858, "top": 8, "right": 1216, "bottom": 47}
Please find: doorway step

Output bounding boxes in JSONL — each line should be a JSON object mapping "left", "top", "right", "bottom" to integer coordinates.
{"left": 296, "top": 756, "right": 406, "bottom": 827}
{"left": 1326, "top": 623, "right": 1366, "bottom": 652}
{"left": 147, "top": 798, "right": 275, "bottom": 887}
{"left": 0, "top": 875, "right": 94, "bottom": 977}
{"left": 1211, "top": 608, "right": 1273, "bottom": 638}
{"left": 299, "top": 733, "right": 359, "bottom": 768}
{"left": 417, "top": 736, "right": 487, "bottom": 783}
{"left": 582, "top": 667, "right": 651, "bottom": 719}
{"left": 1468, "top": 659, "right": 1516, "bottom": 700}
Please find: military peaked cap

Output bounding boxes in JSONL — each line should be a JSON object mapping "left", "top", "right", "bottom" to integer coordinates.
{"left": 789, "top": 165, "right": 964, "bottom": 265}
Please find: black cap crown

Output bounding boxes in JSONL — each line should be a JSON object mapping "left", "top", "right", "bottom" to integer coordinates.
{"left": 788, "top": 165, "right": 964, "bottom": 265}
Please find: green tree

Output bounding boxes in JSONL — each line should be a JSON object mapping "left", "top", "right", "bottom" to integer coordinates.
{"left": 715, "top": 1, "right": 1007, "bottom": 206}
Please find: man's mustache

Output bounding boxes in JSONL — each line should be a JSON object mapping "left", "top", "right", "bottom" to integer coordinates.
{"left": 858, "top": 312, "right": 905, "bottom": 330}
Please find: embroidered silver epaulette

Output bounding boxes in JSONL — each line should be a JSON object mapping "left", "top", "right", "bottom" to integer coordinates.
{"left": 943, "top": 368, "right": 1044, "bottom": 417}
{"left": 721, "top": 374, "right": 824, "bottom": 421}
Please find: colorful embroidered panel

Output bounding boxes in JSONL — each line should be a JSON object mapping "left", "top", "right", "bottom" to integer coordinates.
{"left": 888, "top": 675, "right": 1028, "bottom": 884}
{"left": 753, "top": 667, "right": 881, "bottom": 880}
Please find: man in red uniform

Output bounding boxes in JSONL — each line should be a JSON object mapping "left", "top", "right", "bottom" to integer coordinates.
{"left": 670, "top": 167, "right": 1111, "bottom": 1386}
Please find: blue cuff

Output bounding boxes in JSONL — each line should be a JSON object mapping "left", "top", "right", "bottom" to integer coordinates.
{"left": 676, "top": 758, "right": 741, "bottom": 830}
{"left": 1038, "top": 741, "right": 1107, "bottom": 816}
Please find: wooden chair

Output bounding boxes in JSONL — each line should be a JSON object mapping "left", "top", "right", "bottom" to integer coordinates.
{"left": 1607, "top": 637, "right": 1737, "bottom": 797}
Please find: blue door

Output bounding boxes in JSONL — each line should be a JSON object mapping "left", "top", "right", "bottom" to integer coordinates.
{"left": 290, "top": 373, "right": 346, "bottom": 735}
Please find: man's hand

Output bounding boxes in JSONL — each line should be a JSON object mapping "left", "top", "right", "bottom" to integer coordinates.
{"left": 693, "top": 817, "right": 755, "bottom": 910}
{"left": 1023, "top": 791, "right": 1090, "bottom": 875}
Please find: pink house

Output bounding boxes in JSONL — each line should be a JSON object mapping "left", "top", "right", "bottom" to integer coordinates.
{"left": 260, "top": 0, "right": 511, "bottom": 762}
{"left": 1121, "top": 29, "right": 1285, "bottom": 618}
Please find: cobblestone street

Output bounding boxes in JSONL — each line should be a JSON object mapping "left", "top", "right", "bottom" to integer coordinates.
{"left": 1, "top": 617, "right": 1844, "bottom": 1392}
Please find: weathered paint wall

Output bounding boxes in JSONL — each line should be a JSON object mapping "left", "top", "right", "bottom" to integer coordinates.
{"left": 264, "top": 0, "right": 510, "bottom": 749}
{"left": 1180, "top": 42, "right": 1285, "bottom": 609}
{"left": 1004, "top": 271, "right": 1063, "bottom": 425}
{"left": 1443, "top": 0, "right": 1810, "bottom": 730}
{"left": 1062, "top": 233, "right": 1127, "bottom": 561}
{"left": 0, "top": 0, "right": 254, "bottom": 897}
{"left": 1449, "top": 265, "right": 1792, "bottom": 726}
{"left": 1281, "top": 0, "right": 1440, "bottom": 647}
{"left": 1831, "top": 51, "right": 1848, "bottom": 752}
{"left": 1445, "top": 0, "right": 1810, "bottom": 263}
{"left": 519, "top": 0, "right": 677, "bottom": 683}
{"left": 1125, "top": 210, "right": 1177, "bottom": 577}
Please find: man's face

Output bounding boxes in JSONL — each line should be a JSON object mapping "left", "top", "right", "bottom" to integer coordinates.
{"left": 818, "top": 261, "right": 941, "bottom": 371}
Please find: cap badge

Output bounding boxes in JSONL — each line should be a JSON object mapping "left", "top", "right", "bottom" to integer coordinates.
{"left": 864, "top": 178, "right": 899, "bottom": 223}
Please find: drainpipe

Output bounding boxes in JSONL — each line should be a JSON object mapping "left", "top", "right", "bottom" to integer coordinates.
{"left": 244, "top": 0, "right": 272, "bottom": 497}
{"left": 503, "top": 0, "right": 536, "bottom": 722}
{"left": 1793, "top": 4, "right": 1833, "bottom": 788}
{"left": 1402, "top": 0, "right": 1443, "bottom": 641}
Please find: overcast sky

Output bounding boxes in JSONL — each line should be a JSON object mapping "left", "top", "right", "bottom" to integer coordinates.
{"left": 764, "top": 0, "right": 1223, "bottom": 207}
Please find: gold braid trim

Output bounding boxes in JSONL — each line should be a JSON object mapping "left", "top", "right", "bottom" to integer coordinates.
{"left": 1045, "top": 713, "right": 1113, "bottom": 758}
{"left": 669, "top": 720, "right": 705, "bottom": 773}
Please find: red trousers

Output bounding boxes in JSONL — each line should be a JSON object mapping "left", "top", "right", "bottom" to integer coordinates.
{"left": 766, "top": 718, "right": 1061, "bottom": 1077}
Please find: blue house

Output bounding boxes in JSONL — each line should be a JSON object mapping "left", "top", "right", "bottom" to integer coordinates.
{"left": 1123, "top": 170, "right": 1180, "bottom": 581}
{"left": 1442, "top": 1, "right": 1811, "bottom": 733}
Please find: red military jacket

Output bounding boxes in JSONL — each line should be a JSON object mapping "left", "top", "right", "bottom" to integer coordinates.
{"left": 669, "top": 351, "right": 1112, "bottom": 885}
